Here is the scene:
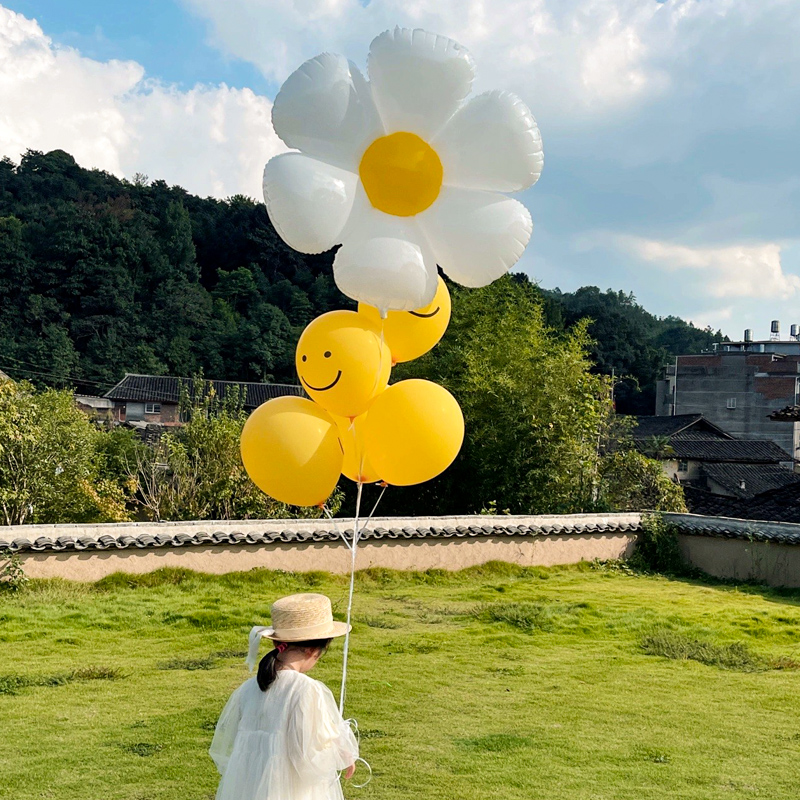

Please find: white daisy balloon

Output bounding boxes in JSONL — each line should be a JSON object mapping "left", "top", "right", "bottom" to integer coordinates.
{"left": 263, "top": 27, "right": 544, "bottom": 313}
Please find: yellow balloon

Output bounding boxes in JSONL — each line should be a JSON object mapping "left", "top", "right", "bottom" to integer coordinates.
{"left": 241, "top": 396, "right": 342, "bottom": 507}
{"left": 296, "top": 310, "right": 391, "bottom": 418}
{"left": 333, "top": 414, "right": 381, "bottom": 484}
{"left": 363, "top": 380, "right": 464, "bottom": 486}
{"left": 359, "top": 277, "right": 451, "bottom": 364}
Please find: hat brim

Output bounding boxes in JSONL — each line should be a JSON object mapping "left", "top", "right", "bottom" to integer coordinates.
{"left": 260, "top": 621, "right": 351, "bottom": 642}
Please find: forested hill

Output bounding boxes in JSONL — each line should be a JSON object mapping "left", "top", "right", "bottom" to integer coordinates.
{"left": 0, "top": 149, "right": 343, "bottom": 392}
{"left": 541, "top": 287, "right": 726, "bottom": 413}
{"left": 0, "top": 149, "right": 724, "bottom": 413}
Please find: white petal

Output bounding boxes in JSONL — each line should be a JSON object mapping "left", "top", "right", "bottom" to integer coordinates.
{"left": 271, "top": 53, "right": 381, "bottom": 170}
{"left": 434, "top": 91, "right": 544, "bottom": 193}
{"left": 334, "top": 190, "right": 438, "bottom": 312}
{"left": 263, "top": 153, "right": 357, "bottom": 254}
{"left": 418, "top": 188, "right": 532, "bottom": 288}
{"left": 367, "top": 27, "right": 474, "bottom": 141}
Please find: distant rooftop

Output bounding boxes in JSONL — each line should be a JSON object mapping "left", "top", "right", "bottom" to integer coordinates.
{"left": 105, "top": 374, "right": 303, "bottom": 410}
{"left": 702, "top": 463, "right": 800, "bottom": 499}
{"left": 632, "top": 414, "right": 732, "bottom": 441}
{"left": 667, "top": 439, "right": 791, "bottom": 464}
{"left": 684, "top": 481, "right": 800, "bottom": 524}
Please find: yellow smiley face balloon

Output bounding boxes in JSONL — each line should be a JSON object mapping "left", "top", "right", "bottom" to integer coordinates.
{"left": 296, "top": 310, "right": 391, "bottom": 418}
{"left": 359, "top": 276, "right": 451, "bottom": 364}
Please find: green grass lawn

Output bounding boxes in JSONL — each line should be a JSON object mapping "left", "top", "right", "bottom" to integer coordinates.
{"left": 2, "top": 561, "right": 800, "bottom": 800}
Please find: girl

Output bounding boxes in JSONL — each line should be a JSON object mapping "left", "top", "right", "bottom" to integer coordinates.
{"left": 210, "top": 593, "right": 359, "bottom": 800}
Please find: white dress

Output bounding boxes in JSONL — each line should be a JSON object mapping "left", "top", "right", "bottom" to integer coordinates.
{"left": 210, "top": 670, "right": 359, "bottom": 800}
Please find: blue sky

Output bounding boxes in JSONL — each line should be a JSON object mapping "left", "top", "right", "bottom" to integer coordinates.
{"left": 1, "top": 1, "right": 799, "bottom": 339}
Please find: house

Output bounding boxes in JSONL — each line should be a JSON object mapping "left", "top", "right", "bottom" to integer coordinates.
{"left": 74, "top": 395, "right": 114, "bottom": 421}
{"left": 103, "top": 374, "right": 304, "bottom": 426}
{"left": 656, "top": 326, "right": 800, "bottom": 461}
{"left": 633, "top": 414, "right": 795, "bottom": 496}
{"left": 683, "top": 481, "right": 800, "bottom": 524}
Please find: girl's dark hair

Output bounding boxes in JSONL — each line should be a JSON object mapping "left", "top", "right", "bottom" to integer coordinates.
{"left": 257, "top": 638, "right": 333, "bottom": 692}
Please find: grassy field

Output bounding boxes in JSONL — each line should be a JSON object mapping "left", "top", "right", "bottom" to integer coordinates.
{"left": 1, "top": 561, "right": 800, "bottom": 800}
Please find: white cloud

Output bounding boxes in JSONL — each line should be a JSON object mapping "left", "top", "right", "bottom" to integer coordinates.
{"left": 0, "top": 6, "right": 285, "bottom": 198}
{"left": 616, "top": 235, "right": 800, "bottom": 299}
{"left": 182, "top": 0, "right": 675, "bottom": 114}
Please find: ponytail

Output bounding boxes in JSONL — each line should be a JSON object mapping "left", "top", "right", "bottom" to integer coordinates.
{"left": 256, "top": 638, "right": 333, "bottom": 693}
{"left": 257, "top": 647, "right": 281, "bottom": 692}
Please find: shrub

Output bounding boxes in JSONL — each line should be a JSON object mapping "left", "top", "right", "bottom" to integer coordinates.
{"left": 629, "top": 513, "right": 684, "bottom": 574}
{"left": 0, "top": 549, "right": 28, "bottom": 592}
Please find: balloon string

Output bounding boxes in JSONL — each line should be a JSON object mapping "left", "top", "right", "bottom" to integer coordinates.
{"left": 328, "top": 482, "right": 388, "bottom": 788}
{"left": 339, "top": 718, "right": 373, "bottom": 789}
{"left": 322, "top": 506, "right": 353, "bottom": 552}
{"left": 339, "top": 481, "right": 363, "bottom": 713}
{"left": 337, "top": 480, "right": 387, "bottom": 714}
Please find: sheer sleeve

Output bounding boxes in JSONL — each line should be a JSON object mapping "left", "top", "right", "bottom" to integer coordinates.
{"left": 209, "top": 682, "right": 246, "bottom": 776}
{"left": 286, "top": 678, "right": 359, "bottom": 782}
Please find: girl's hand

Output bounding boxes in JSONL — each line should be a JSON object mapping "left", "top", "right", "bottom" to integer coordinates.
{"left": 344, "top": 763, "right": 356, "bottom": 780}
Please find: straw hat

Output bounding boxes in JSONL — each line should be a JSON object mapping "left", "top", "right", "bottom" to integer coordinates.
{"left": 262, "top": 593, "right": 350, "bottom": 641}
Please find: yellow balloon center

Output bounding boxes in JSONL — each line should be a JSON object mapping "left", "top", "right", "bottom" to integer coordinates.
{"left": 359, "top": 132, "right": 443, "bottom": 217}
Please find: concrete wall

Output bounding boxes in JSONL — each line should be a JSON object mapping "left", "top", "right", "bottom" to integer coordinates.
{"left": 10, "top": 513, "right": 640, "bottom": 581}
{"left": 677, "top": 534, "right": 800, "bottom": 588}
{"left": 12, "top": 512, "right": 800, "bottom": 588}
{"left": 672, "top": 352, "right": 799, "bottom": 458}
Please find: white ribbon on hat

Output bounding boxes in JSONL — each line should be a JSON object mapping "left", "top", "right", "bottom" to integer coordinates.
{"left": 246, "top": 626, "right": 272, "bottom": 672}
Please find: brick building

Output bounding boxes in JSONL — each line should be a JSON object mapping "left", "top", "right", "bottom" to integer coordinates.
{"left": 656, "top": 333, "right": 800, "bottom": 463}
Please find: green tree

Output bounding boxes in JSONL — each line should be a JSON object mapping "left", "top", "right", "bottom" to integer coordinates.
{"left": 124, "top": 383, "right": 336, "bottom": 521}
{"left": 389, "top": 276, "right": 614, "bottom": 515}
{"left": 0, "top": 379, "right": 129, "bottom": 525}
{"left": 599, "top": 450, "right": 687, "bottom": 512}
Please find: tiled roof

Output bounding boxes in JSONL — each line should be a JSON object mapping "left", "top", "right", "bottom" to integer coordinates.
{"left": 6, "top": 510, "right": 800, "bottom": 553}
{"left": 104, "top": 374, "right": 303, "bottom": 409}
{"left": 769, "top": 405, "right": 800, "bottom": 422}
{"left": 0, "top": 514, "right": 642, "bottom": 554}
{"left": 664, "top": 512, "right": 800, "bottom": 545}
{"left": 632, "top": 414, "right": 732, "bottom": 441}
{"left": 684, "top": 481, "right": 800, "bottom": 524}
{"left": 701, "top": 463, "right": 800, "bottom": 499}
{"left": 667, "top": 439, "right": 791, "bottom": 463}
{"left": 683, "top": 488, "right": 748, "bottom": 518}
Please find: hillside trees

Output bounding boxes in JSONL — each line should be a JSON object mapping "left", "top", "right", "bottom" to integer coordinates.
{"left": 0, "top": 150, "right": 343, "bottom": 391}
{"left": 545, "top": 286, "right": 726, "bottom": 414}
{"left": 1, "top": 149, "right": 722, "bottom": 412}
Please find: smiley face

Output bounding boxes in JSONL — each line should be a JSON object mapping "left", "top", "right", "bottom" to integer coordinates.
{"left": 296, "top": 310, "right": 392, "bottom": 418}
{"left": 358, "top": 276, "right": 452, "bottom": 363}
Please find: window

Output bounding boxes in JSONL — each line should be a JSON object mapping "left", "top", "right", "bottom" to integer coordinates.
{"left": 677, "top": 460, "right": 689, "bottom": 472}
{"left": 726, "top": 398, "right": 736, "bottom": 410}
{"left": 145, "top": 403, "right": 162, "bottom": 414}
